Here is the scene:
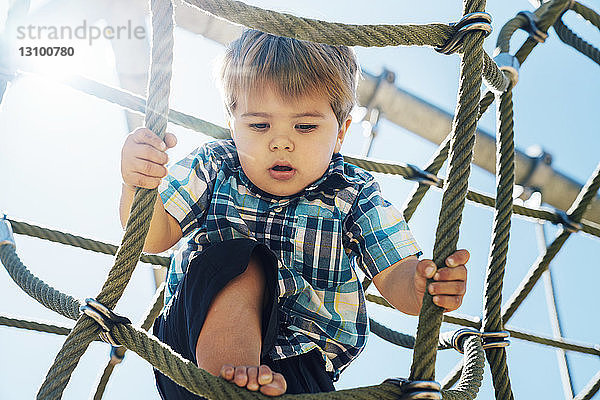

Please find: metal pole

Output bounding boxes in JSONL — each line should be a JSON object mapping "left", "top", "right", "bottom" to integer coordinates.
{"left": 532, "top": 193, "right": 575, "bottom": 399}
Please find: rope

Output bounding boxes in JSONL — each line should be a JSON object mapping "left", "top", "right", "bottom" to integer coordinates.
{"left": 440, "top": 336, "right": 485, "bottom": 400}
{"left": 8, "top": 218, "right": 170, "bottom": 266}
{"left": 369, "top": 318, "right": 458, "bottom": 351}
{"left": 552, "top": 4, "right": 600, "bottom": 65}
{"left": 35, "top": 0, "right": 175, "bottom": 397}
{"left": 182, "top": 0, "right": 508, "bottom": 93}
{"left": 480, "top": 82, "right": 515, "bottom": 400}
{"left": 0, "top": 315, "right": 71, "bottom": 336}
{"left": 0, "top": 245, "right": 81, "bottom": 320}
{"left": 573, "top": 2, "right": 600, "bottom": 30}
{"left": 409, "top": 0, "right": 486, "bottom": 385}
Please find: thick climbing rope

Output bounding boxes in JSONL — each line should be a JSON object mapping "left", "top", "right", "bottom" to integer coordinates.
{"left": 553, "top": 2, "right": 600, "bottom": 66}
{"left": 0, "top": 0, "right": 598, "bottom": 398}
{"left": 8, "top": 218, "right": 170, "bottom": 266}
{"left": 183, "top": 0, "right": 508, "bottom": 93}
{"left": 409, "top": 0, "right": 487, "bottom": 384}
{"left": 35, "top": 0, "right": 175, "bottom": 397}
{"left": 441, "top": 0, "right": 600, "bottom": 390}
{"left": 480, "top": 76, "right": 515, "bottom": 400}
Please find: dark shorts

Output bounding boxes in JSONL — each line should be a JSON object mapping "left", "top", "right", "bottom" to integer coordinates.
{"left": 152, "top": 238, "right": 335, "bottom": 399}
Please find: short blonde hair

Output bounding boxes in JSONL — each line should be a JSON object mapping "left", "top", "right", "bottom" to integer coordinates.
{"left": 220, "top": 29, "right": 359, "bottom": 127}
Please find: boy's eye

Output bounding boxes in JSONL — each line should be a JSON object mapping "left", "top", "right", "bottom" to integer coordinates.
{"left": 249, "top": 123, "right": 269, "bottom": 131}
{"left": 296, "top": 124, "right": 317, "bottom": 132}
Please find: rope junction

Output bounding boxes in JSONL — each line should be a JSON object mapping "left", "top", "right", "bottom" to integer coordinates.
{"left": 0, "top": 0, "right": 599, "bottom": 399}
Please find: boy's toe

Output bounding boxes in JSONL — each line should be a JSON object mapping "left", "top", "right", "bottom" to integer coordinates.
{"left": 234, "top": 366, "right": 248, "bottom": 387}
{"left": 260, "top": 372, "right": 287, "bottom": 396}
{"left": 246, "top": 366, "right": 259, "bottom": 391}
{"left": 258, "top": 365, "right": 273, "bottom": 385}
{"left": 220, "top": 364, "right": 235, "bottom": 381}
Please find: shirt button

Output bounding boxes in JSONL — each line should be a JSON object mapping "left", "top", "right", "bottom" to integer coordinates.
{"left": 274, "top": 207, "right": 283, "bottom": 212}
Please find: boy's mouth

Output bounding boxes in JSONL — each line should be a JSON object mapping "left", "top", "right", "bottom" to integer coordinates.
{"left": 271, "top": 165, "right": 293, "bottom": 171}
{"left": 269, "top": 162, "right": 295, "bottom": 180}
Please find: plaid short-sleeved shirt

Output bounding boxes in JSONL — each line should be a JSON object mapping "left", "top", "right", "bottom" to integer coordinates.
{"left": 159, "top": 140, "right": 421, "bottom": 377}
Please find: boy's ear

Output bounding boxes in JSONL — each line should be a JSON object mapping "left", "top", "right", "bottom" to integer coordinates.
{"left": 334, "top": 116, "right": 352, "bottom": 153}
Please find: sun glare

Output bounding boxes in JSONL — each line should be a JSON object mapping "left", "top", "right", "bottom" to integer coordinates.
{"left": 13, "top": 19, "right": 117, "bottom": 82}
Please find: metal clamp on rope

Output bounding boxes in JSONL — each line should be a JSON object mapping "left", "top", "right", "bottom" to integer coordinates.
{"left": 384, "top": 378, "right": 442, "bottom": 400}
{"left": 109, "top": 346, "right": 126, "bottom": 365}
{"left": 555, "top": 210, "right": 582, "bottom": 233}
{"left": 451, "top": 328, "right": 482, "bottom": 354}
{"left": 516, "top": 11, "right": 548, "bottom": 43}
{"left": 481, "top": 331, "right": 510, "bottom": 350}
{"left": 436, "top": 12, "right": 493, "bottom": 55}
{"left": 0, "top": 214, "right": 16, "bottom": 248}
{"left": 493, "top": 53, "right": 520, "bottom": 88}
{"left": 80, "top": 298, "right": 132, "bottom": 346}
{"left": 407, "top": 164, "right": 443, "bottom": 188}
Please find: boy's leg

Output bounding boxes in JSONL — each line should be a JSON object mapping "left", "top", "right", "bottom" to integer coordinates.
{"left": 198, "top": 253, "right": 286, "bottom": 395}
{"left": 153, "top": 239, "right": 285, "bottom": 399}
{"left": 195, "top": 252, "right": 263, "bottom": 370}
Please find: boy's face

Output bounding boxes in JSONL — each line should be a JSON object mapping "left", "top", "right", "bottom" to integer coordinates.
{"left": 229, "top": 85, "right": 351, "bottom": 197}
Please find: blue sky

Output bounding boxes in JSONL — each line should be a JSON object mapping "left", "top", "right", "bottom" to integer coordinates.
{"left": 0, "top": 0, "right": 599, "bottom": 398}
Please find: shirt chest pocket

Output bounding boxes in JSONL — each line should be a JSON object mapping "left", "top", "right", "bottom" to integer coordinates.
{"left": 293, "top": 215, "right": 351, "bottom": 289}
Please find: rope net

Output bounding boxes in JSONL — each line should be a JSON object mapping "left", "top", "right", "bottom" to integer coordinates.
{"left": 0, "top": 0, "right": 599, "bottom": 399}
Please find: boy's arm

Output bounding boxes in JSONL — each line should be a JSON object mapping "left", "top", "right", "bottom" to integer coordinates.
{"left": 119, "top": 183, "right": 182, "bottom": 253}
{"left": 371, "top": 250, "right": 469, "bottom": 316}
{"left": 119, "top": 127, "right": 182, "bottom": 254}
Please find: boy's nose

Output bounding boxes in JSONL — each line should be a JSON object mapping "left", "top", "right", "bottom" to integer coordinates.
{"left": 269, "top": 136, "right": 294, "bottom": 152}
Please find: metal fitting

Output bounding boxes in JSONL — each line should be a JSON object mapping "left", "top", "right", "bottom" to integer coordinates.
{"left": 516, "top": 11, "right": 548, "bottom": 43}
{"left": 555, "top": 209, "right": 582, "bottom": 233}
{"left": 384, "top": 378, "right": 442, "bottom": 399}
{"left": 80, "top": 298, "right": 132, "bottom": 346}
{"left": 436, "top": 12, "right": 493, "bottom": 55}
{"left": 481, "top": 330, "right": 511, "bottom": 350}
{"left": 493, "top": 53, "right": 520, "bottom": 88}
{"left": 407, "top": 164, "right": 443, "bottom": 188}
{"left": 109, "top": 346, "right": 126, "bottom": 365}
{"left": 451, "top": 328, "right": 482, "bottom": 354}
{"left": 0, "top": 215, "right": 16, "bottom": 248}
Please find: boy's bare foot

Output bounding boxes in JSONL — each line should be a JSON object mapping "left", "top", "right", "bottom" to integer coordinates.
{"left": 220, "top": 364, "right": 287, "bottom": 396}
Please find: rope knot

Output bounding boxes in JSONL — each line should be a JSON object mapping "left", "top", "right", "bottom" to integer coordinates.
{"left": 0, "top": 215, "right": 16, "bottom": 248}
{"left": 435, "top": 12, "right": 493, "bottom": 55}
{"left": 80, "top": 298, "right": 131, "bottom": 346}
{"left": 516, "top": 11, "right": 548, "bottom": 43}
{"left": 384, "top": 378, "right": 442, "bottom": 399}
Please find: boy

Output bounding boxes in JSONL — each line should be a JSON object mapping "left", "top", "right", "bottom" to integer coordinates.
{"left": 119, "top": 29, "right": 468, "bottom": 398}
